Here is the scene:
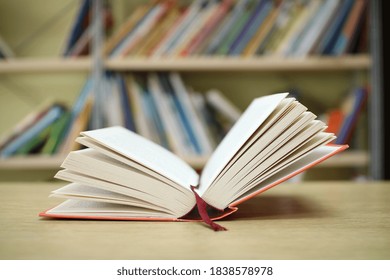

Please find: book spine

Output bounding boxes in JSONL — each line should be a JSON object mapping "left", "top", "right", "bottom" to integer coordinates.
{"left": 117, "top": 74, "right": 136, "bottom": 131}
{"left": 110, "top": 4, "right": 163, "bottom": 57}
{"left": 229, "top": 0, "right": 273, "bottom": 56}
{"left": 173, "top": 0, "right": 220, "bottom": 57}
{"left": 331, "top": 0, "right": 366, "bottom": 55}
{"left": 147, "top": 73, "right": 192, "bottom": 156}
{"left": 63, "top": 0, "right": 90, "bottom": 56}
{"left": 151, "top": 0, "right": 204, "bottom": 57}
{"left": 169, "top": 72, "right": 215, "bottom": 155}
{"left": 0, "top": 105, "right": 65, "bottom": 158}
{"left": 292, "top": 0, "right": 340, "bottom": 57}
{"left": 215, "top": 1, "right": 254, "bottom": 56}
{"left": 315, "top": 0, "right": 355, "bottom": 55}
{"left": 105, "top": 4, "right": 152, "bottom": 56}
{"left": 203, "top": 0, "right": 249, "bottom": 55}
{"left": 180, "top": 0, "right": 234, "bottom": 57}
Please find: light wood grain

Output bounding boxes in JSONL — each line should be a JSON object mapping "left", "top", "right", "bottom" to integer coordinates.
{"left": 0, "top": 181, "right": 389, "bottom": 260}
{"left": 0, "top": 55, "right": 371, "bottom": 73}
{"left": 106, "top": 55, "right": 372, "bottom": 72}
{"left": 0, "top": 58, "right": 92, "bottom": 73}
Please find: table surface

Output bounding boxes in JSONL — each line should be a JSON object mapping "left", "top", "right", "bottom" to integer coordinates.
{"left": 0, "top": 181, "right": 389, "bottom": 260}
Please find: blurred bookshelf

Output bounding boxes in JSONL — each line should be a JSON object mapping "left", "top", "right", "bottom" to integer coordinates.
{"left": 0, "top": 0, "right": 381, "bottom": 180}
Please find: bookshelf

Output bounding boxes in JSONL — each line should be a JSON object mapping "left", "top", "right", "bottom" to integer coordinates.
{"left": 0, "top": 0, "right": 380, "bottom": 180}
{"left": 0, "top": 55, "right": 371, "bottom": 171}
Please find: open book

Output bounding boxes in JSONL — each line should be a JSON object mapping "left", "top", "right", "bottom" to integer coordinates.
{"left": 40, "top": 93, "right": 348, "bottom": 230}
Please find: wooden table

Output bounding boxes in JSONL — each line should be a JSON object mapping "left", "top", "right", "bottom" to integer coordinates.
{"left": 0, "top": 181, "right": 389, "bottom": 259}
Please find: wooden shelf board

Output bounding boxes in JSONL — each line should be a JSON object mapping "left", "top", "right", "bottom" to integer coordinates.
{"left": 106, "top": 55, "right": 371, "bottom": 72}
{"left": 0, "top": 58, "right": 92, "bottom": 73}
{"left": 0, "top": 155, "right": 66, "bottom": 170}
{"left": 315, "top": 150, "right": 369, "bottom": 168}
{"left": 0, "top": 55, "right": 371, "bottom": 73}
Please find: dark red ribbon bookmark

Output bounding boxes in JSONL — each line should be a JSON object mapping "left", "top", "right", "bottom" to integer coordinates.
{"left": 191, "top": 186, "right": 227, "bottom": 231}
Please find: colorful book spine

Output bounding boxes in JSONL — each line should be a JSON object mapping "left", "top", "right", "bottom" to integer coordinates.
{"left": 315, "top": 0, "right": 355, "bottom": 55}
{"left": 229, "top": 0, "right": 273, "bottom": 56}
{"left": 180, "top": 0, "right": 234, "bottom": 56}
{"left": 0, "top": 104, "right": 66, "bottom": 158}
{"left": 103, "top": 0, "right": 368, "bottom": 58}
{"left": 215, "top": 0, "right": 255, "bottom": 55}
{"left": 63, "top": 0, "right": 90, "bottom": 56}
{"left": 335, "top": 87, "right": 368, "bottom": 145}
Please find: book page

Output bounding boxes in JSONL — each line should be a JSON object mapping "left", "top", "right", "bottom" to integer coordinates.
{"left": 81, "top": 126, "right": 199, "bottom": 189}
{"left": 51, "top": 183, "right": 170, "bottom": 214}
{"left": 56, "top": 148, "right": 195, "bottom": 217}
{"left": 198, "top": 93, "right": 288, "bottom": 195}
{"left": 207, "top": 105, "right": 313, "bottom": 197}
{"left": 46, "top": 199, "right": 176, "bottom": 219}
{"left": 50, "top": 183, "right": 168, "bottom": 212}
{"left": 230, "top": 144, "right": 348, "bottom": 207}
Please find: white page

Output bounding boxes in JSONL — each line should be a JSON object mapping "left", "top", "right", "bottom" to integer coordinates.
{"left": 207, "top": 98, "right": 297, "bottom": 188}
{"left": 230, "top": 145, "right": 345, "bottom": 207}
{"left": 47, "top": 199, "right": 175, "bottom": 218}
{"left": 81, "top": 126, "right": 199, "bottom": 189}
{"left": 210, "top": 109, "right": 314, "bottom": 194}
{"left": 55, "top": 170, "right": 184, "bottom": 216}
{"left": 51, "top": 183, "right": 170, "bottom": 213}
{"left": 198, "top": 93, "right": 288, "bottom": 195}
{"left": 76, "top": 136, "right": 184, "bottom": 190}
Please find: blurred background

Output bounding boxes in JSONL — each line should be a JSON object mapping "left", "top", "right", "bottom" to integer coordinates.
{"left": 0, "top": 0, "right": 387, "bottom": 181}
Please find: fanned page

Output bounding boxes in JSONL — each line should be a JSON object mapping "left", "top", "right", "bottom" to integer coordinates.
{"left": 44, "top": 127, "right": 199, "bottom": 219}
{"left": 230, "top": 145, "right": 348, "bottom": 207}
{"left": 80, "top": 126, "right": 199, "bottom": 189}
{"left": 197, "top": 93, "right": 346, "bottom": 210}
{"left": 198, "top": 93, "right": 289, "bottom": 195}
{"left": 53, "top": 148, "right": 195, "bottom": 217}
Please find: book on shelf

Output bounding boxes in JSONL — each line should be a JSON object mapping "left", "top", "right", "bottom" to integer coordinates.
{"left": 242, "top": 0, "right": 281, "bottom": 57}
{"left": 63, "top": 0, "right": 113, "bottom": 57}
{"left": 150, "top": 0, "right": 205, "bottom": 57}
{"left": 205, "top": 89, "right": 241, "bottom": 123}
{"left": 227, "top": 0, "right": 273, "bottom": 56}
{"left": 0, "top": 34, "right": 14, "bottom": 59}
{"left": 179, "top": 0, "right": 234, "bottom": 57}
{"left": 0, "top": 101, "right": 53, "bottom": 151}
{"left": 0, "top": 72, "right": 232, "bottom": 161}
{"left": 104, "top": 3, "right": 152, "bottom": 56}
{"left": 131, "top": 6, "right": 181, "bottom": 57}
{"left": 290, "top": 0, "right": 340, "bottom": 57}
{"left": 0, "top": 103, "right": 69, "bottom": 158}
{"left": 40, "top": 93, "right": 348, "bottom": 231}
{"left": 314, "top": 0, "right": 355, "bottom": 55}
{"left": 62, "top": 0, "right": 91, "bottom": 56}
{"left": 331, "top": 0, "right": 367, "bottom": 55}
{"left": 270, "top": 1, "right": 310, "bottom": 56}
{"left": 104, "top": 0, "right": 368, "bottom": 58}
{"left": 127, "top": 72, "right": 222, "bottom": 157}
{"left": 326, "top": 86, "right": 368, "bottom": 145}
{"left": 202, "top": 0, "right": 250, "bottom": 55}
{"left": 113, "top": 1, "right": 173, "bottom": 57}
